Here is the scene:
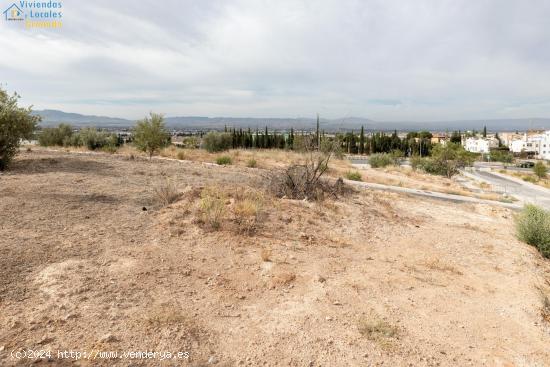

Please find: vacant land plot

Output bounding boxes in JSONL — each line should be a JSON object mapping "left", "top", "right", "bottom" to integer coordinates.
{"left": 1, "top": 149, "right": 549, "bottom": 366}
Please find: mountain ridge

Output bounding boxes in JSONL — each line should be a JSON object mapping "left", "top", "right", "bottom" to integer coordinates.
{"left": 32, "top": 109, "right": 550, "bottom": 131}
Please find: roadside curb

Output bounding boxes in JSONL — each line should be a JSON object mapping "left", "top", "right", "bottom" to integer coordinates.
{"left": 487, "top": 170, "right": 550, "bottom": 195}
{"left": 343, "top": 179, "right": 522, "bottom": 211}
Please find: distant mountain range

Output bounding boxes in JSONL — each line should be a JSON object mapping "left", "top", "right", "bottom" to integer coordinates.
{"left": 32, "top": 109, "right": 550, "bottom": 132}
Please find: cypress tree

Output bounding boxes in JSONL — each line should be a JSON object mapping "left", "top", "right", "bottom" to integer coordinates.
{"left": 316, "top": 114, "right": 320, "bottom": 148}
{"left": 359, "top": 126, "right": 365, "bottom": 155}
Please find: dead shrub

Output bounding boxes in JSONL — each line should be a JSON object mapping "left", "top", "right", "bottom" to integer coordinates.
{"left": 269, "top": 137, "right": 344, "bottom": 201}
{"left": 198, "top": 187, "right": 227, "bottom": 230}
{"left": 152, "top": 180, "right": 181, "bottom": 207}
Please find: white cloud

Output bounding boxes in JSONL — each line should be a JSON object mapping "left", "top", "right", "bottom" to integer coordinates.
{"left": 1, "top": 0, "right": 549, "bottom": 120}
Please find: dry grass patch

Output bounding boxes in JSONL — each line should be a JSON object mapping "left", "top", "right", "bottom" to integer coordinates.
{"left": 358, "top": 313, "right": 400, "bottom": 350}
{"left": 232, "top": 189, "right": 266, "bottom": 235}
{"left": 542, "top": 293, "right": 550, "bottom": 323}
{"left": 198, "top": 187, "right": 227, "bottom": 230}
{"left": 270, "top": 272, "right": 296, "bottom": 288}
{"left": 145, "top": 304, "right": 189, "bottom": 327}
{"left": 421, "top": 258, "right": 463, "bottom": 275}
{"left": 260, "top": 248, "right": 272, "bottom": 262}
{"left": 194, "top": 186, "right": 268, "bottom": 233}
{"left": 152, "top": 180, "right": 181, "bottom": 207}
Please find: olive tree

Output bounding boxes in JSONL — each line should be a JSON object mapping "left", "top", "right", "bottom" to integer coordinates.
{"left": 133, "top": 113, "right": 170, "bottom": 159}
{"left": 0, "top": 88, "right": 40, "bottom": 170}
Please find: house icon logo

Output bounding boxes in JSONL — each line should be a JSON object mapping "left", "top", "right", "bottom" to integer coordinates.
{"left": 3, "top": 3, "right": 25, "bottom": 21}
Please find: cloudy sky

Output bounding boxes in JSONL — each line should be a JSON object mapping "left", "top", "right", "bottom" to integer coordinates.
{"left": 1, "top": 0, "right": 550, "bottom": 121}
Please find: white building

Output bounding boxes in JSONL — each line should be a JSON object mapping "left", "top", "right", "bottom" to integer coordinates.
{"left": 509, "top": 139, "right": 526, "bottom": 153}
{"left": 464, "top": 137, "right": 498, "bottom": 154}
{"left": 539, "top": 131, "right": 550, "bottom": 160}
{"left": 506, "top": 131, "right": 550, "bottom": 159}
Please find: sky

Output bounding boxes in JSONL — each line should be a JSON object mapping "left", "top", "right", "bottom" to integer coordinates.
{"left": 1, "top": 0, "right": 550, "bottom": 121}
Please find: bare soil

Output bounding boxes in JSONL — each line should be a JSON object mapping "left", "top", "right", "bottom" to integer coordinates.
{"left": 1, "top": 149, "right": 549, "bottom": 366}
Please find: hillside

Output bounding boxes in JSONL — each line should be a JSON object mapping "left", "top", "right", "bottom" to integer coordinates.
{"left": 0, "top": 149, "right": 549, "bottom": 366}
{"left": 33, "top": 109, "right": 550, "bottom": 131}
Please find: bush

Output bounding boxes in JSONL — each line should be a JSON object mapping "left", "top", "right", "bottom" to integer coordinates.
{"left": 78, "top": 128, "right": 119, "bottom": 151}
{"left": 62, "top": 133, "right": 82, "bottom": 147}
{"left": 202, "top": 132, "right": 232, "bottom": 153}
{"left": 38, "top": 123, "right": 73, "bottom": 146}
{"left": 413, "top": 143, "right": 475, "bottom": 178}
{"left": 345, "top": 171, "right": 362, "bottom": 181}
{"left": 270, "top": 138, "right": 344, "bottom": 201}
{"left": 515, "top": 204, "right": 550, "bottom": 258}
{"left": 216, "top": 156, "right": 232, "bottom": 165}
{"left": 410, "top": 155, "right": 426, "bottom": 171}
{"left": 369, "top": 153, "right": 394, "bottom": 168}
{"left": 39, "top": 125, "right": 120, "bottom": 152}
{"left": 489, "top": 149, "right": 513, "bottom": 163}
{"left": 534, "top": 162, "right": 548, "bottom": 179}
{"left": 390, "top": 150, "right": 405, "bottom": 165}
{"left": 246, "top": 158, "right": 257, "bottom": 168}
{"left": 176, "top": 150, "right": 185, "bottom": 160}
{"left": 0, "top": 89, "right": 40, "bottom": 170}
{"left": 133, "top": 113, "right": 171, "bottom": 159}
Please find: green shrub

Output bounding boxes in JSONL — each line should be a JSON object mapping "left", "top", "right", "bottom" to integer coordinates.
{"left": 0, "top": 88, "right": 39, "bottom": 170}
{"left": 410, "top": 155, "right": 426, "bottom": 171}
{"left": 522, "top": 175, "right": 538, "bottom": 183}
{"left": 246, "top": 158, "right": 257, "bottom": 168}
{"left": 216, "top": 155, "right": 232, "bottom": 165}
{"left": 390, "top": 150, "right": 405, "bottom": 165}
{"left": 62, "top": 133, "right": 82, "bottom": 147}
{"left": 202, "top": 132, "right": 232, "bottom": 153}
{"left": 413, "top": 143, "right": 475, "bottom": 178}
{"left": 79, "top": 128, "right": 119, "bottom": 151}
{"left": 345, "top": 171, "right": 362, "bottom": 181}
{"left": 369, "top": 153, "right": 394, "bottom": 168}
{"left": 534, "top": 162, "right": 548, "bottom": 179}
{"left": 133, "top": 113, "right": 171, "bottom": 159}
{"left": 515, "top": 204, "right": 550, "bottom": 258}
{"left": 39, "top": 125, "right": 120, "bottom": 152}
{"left": 489, "top": 149, "right": 513, "bottom": 163}
{"left": 38, "top": 123, "right": 73, "bottom": 146}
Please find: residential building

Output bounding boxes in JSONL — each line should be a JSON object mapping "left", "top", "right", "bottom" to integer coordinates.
{"left": 430, "top": 134, "right": 448, "bottom": 145}
{"left": 464, "top": 137, "right": 498, "bottom": 154}
{"left": 505, "top": 130, "right": 550, "bottom": 159}
{"left": 539, "top": 131, "right": 550, "bottom": 160}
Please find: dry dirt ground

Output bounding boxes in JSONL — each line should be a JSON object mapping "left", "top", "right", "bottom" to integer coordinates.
{"left": 1, "top": 149, "right": 549, "bottom": 366}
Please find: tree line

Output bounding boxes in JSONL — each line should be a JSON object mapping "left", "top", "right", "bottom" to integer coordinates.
{"left": 219, "top": 126, "right": 442, "bottom": 157}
